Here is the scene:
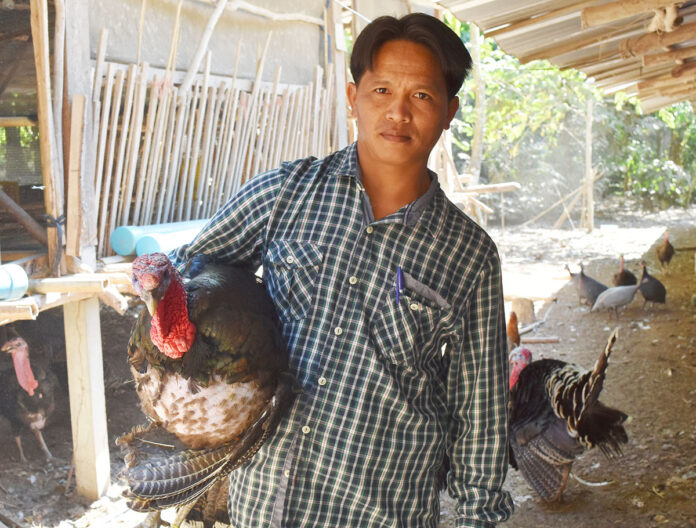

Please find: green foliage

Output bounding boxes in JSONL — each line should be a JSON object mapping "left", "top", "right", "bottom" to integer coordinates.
{"left": 447, "top": 20, "right": 696, "bottom": 216}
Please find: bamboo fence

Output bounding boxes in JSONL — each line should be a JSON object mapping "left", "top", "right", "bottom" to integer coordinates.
{"left": 91, "top": 61, "right": 337, "bottom": 256}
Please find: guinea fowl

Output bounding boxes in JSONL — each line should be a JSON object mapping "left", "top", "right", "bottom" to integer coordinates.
{"left": 655, "top": 230, "right": 674, "bottom": 272}
{"left": 612, "top": 255, "right": 637, "bottom": 286}
{"left": 591, "top": 283, "right": 641, "bottom": 318}
{"left": 119, "top": 253, "right": 296, "bottom": 528}
{"left": 638, "top": 260, "right": 666, "bottom": 309}
{"left": 0, "top": 337, "right": 58, "bottom": 463}
{"left": 565, "top": 263, "right": 608, "bottom": 306}
{"left": 508, "top": 329, "right": 628, "bottom": 502}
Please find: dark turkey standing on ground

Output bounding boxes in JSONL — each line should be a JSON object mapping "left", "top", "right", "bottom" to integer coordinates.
{"left": 508, "top": 329, "right": 628, "bottom": 502}
{"left": 638, "top": 260, "right": 666, "bottom": 309}
{"left": 0, "top": 336, "right": 58, "bottom": 463}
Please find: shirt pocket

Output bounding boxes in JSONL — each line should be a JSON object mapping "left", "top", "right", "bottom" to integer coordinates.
{"left": 264, "top": 239, "right": 323, "bottom": 322}
{"left": 369, "top": 285, "right": 445, "bottom": 372}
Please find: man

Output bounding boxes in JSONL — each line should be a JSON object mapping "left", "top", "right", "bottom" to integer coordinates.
{"left": 172, "top": 12, "right": 513, "bottom": 528}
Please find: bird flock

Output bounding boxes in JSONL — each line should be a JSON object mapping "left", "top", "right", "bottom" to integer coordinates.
{"left": 506, "top": 230, "right": 676, "bottom": 502}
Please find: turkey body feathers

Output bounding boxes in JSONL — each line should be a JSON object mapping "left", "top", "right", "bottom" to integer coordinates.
{"left": 509, "top": 330, "right": 627, "bottom": 501}
{"left": 122, "top": 255, "right": 295, "bottom": 523}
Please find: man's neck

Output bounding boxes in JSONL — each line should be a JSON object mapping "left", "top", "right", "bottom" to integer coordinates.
{"left": 358, "top": 154, "right": 431, "bottom": 221}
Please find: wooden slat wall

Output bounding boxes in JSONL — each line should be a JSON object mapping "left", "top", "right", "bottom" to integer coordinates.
{"left": 91, "top": 62, "right": 337, "bottom": 257}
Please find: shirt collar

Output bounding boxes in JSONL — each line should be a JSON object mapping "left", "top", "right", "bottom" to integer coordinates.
{"left": 332, "top": 142, "right": 443, "bottom": 236}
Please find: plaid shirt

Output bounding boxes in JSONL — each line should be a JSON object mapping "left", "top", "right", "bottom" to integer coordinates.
{"left": 172, "top": 143, "right": 513, "bottom": 528}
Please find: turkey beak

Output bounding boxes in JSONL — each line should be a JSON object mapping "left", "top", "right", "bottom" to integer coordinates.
{"left": 142, "top": 291, "right": 159, "bottom": 316}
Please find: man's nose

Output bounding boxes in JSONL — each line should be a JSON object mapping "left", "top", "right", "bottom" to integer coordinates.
{"left": 385, "top": 96, "right": 411, "bottom": 123}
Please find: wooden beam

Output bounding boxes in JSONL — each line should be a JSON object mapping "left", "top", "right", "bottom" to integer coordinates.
{"left": 671, "top": 60, "right": 696, "bottom": 77}
{"left": 0, "top": 187, "right": 48, "bottom": 246}
{"left": 640, "top": 92, "right": 691, "bottom": 112}
{"left": 30, "top": 0, "right": 64, "bottom": 274}
{"left": 582, "top": 0, "right": 679, "bottom": 29}
{"left": 66, "top": 94, "right": 85, "bottom": 257}
{"left": 637, "top": 67, "right": 696, "bottom": 90}
{"left": 643, "top": 44, "right": 696, "bottom": 66}
{"left": 520, "top": 28, "right": 628, "bottom": 64}
{"left": 0, "top": 116, "right": 38, "bottom": 127}
{"left": 486, "top": 0, "right": 599, "bottom": 38}
{"left": 63, "top": 297, "right": 110, "bottom": 500}
{"left": 621, "top": 20, "right": 696, "bottom": 58}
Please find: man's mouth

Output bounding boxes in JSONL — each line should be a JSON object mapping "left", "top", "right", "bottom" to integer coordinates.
{"left": 380, "top": 131, "right": 411, "bottom": 142}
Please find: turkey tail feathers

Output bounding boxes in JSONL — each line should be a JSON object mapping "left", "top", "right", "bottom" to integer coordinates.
{"left": 512, "top": 434, "right": 573, "bottom": 502}
{"left": 579, "top": 328, "right": 619, "bottom": 423}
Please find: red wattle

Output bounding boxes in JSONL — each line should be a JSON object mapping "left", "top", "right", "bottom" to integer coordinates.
{"left": 12, "top": 348, "right": 38, "bottom": 396}
{"left": 149, "top": 270, "right": 196, "bottom": 359}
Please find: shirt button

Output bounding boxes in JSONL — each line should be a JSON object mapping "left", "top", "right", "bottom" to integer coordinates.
{"left": 366, "top": 226, "right": 374, "bottom": 234}
{"left": 318, "top": 377, "right": 327, "bottom": 386}
{"left": 348, "top": 276, "right": 358, "bottom": 285}
{"left": 302, "top": 425, "right": 311, "bottom": 434}
{"left": 284, "top": 470, "right": 290, "bottom": 478}
{"left": 410, "top": 302, "right": 420, "bottom": 311}
{"left": 286, "top": 256, "right": 295, "bottom": 264}
{"left": 334, "top": 327, "right": 343, "bottom": 336}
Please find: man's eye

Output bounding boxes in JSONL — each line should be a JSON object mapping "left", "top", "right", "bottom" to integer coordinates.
{"left": 375, "top": 88, "right": 388, "bottom": 94}
{"left": 415, "top": 92, "right": 430, "bottom": 100}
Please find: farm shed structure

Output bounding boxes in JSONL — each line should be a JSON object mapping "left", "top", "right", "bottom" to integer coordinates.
{"left": 437, "top": 0, "right": 696, "bottom": 114}
{"left": 0, "top": 0, "right": 356, "bottom": 501}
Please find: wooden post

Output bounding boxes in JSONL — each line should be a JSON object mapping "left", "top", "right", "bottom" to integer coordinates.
{"left": 585, "top": 98, "right": 594, "bottom": 233}
{"left": 63, "top": 297, "right": 110, "bottom": 500}
{"left": 328, "top": 0, "right": 349, "bottom": 149}
{"left": 469, "top": 24, "right": 485, "bottom": 186}
{"left": 30, "top": 0, "right": 64, "bottom": 273}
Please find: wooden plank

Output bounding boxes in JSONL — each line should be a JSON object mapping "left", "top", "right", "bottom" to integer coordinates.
{"left": 0, "top": 116, "right": 38, "bottom": 127}
{"left": 66, "top": 94, "right": 85, "bottom": 257}
{"left": 63, "top": 297, "right": 110, "bottom": 500}
{"left": 485, "top": 0, "right": 598, "bottom": 38}
{"left": 30, "top": 0, "right": 63, "bottom": 274}
{"left": 582, "top": 0, "right": 677, "bottom": 29}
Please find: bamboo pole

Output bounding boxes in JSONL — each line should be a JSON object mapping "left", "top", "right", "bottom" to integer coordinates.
{"left": 178, "top": 0, "right": 228, "bottom": 97}
{"left": 0, "top": 188, "right": 48, "bottom": 246}
{"left": 197, "top": 83, "right": 224, "bottom": 217}
{"left": 210, "top": 87, "right": 239, "bottom": 214}
{"left": 93, "top": 63, "right": 114, "bottom": 208}
{"left": 120, "top": 63, "right": 150, "bottom": 226}
{"left": 585, "top": 98, "right": 594, "bottom": 233}
{"left": 553, "top": 188, "right": 582, "bottom": 229}
{"left": 28, "top": 275, "right": 109, "bottom": 294}
{"left": 53, "top": 0, "right": 65, "bottom": 176}
{"left": 132, "top": 74, "right": 160, "bottom": 223}
{"left": 142, "top": 84, "right": 174, "bottom": 225}
{"left": 30, "top": 0, "right": 64, "bottom": 273}
{"left": 178, "top": 79, "right": 204, "bottom": 221}
{"left": 155, "top": 87, "right": 184, "bottom": 223}
{"left": 65, "top": 94, "right": 85, "bottom": 257}
{"left": 97, "top": 68, "right": 125, "bottom": 256}
{"left": 105, "top": 64, "right": 137, "bottom": 252}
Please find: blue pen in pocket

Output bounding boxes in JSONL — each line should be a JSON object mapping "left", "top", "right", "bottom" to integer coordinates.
{"left": 395, "top": 266, "right": 403, "bottom": 304}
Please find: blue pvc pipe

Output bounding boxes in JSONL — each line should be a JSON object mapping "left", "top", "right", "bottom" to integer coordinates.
{"left": 0, "top": 263, "right": 29, "bottom": 301}
{"left": 136, "top": 228, "right": 206, "bottom": 256}
{"left": 110, "top": 220, "right": 208, "bottom": 256}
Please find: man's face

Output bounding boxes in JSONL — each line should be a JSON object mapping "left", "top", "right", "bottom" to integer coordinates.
{"left": 347, "top": 39, "right": 459, "bottom": 171}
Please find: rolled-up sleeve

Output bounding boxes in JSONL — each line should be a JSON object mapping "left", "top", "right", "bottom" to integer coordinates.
{"left": 447, "top": 252, "right": 514, "bottom": 527}
{"left": 169, "top": 168, "right": 284, "bottom": 272}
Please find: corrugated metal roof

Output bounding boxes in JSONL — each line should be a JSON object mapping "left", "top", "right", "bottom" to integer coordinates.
{"left": 437, "top": 0, "right": 696, "bottom": 112}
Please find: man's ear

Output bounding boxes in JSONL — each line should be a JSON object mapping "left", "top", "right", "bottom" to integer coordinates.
{"left": 347, "top": 82, "right": 357, "bottom": 118}
{"left": 444, "top": 96, "right": 459, "bottom": 130}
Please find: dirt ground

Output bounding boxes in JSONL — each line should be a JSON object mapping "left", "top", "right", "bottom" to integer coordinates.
{"left": 1, "top": 204, "right": 695, "bottom": 528}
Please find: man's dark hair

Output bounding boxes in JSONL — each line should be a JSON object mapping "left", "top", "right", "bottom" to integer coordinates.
{"left": 349, "top": 13, "right": 472, "bottom": 100}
